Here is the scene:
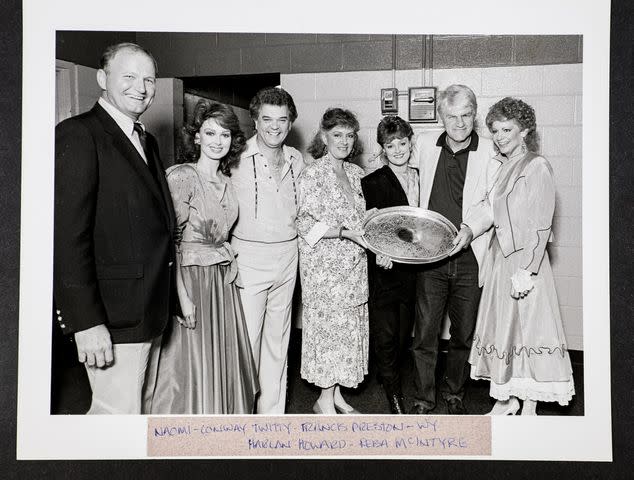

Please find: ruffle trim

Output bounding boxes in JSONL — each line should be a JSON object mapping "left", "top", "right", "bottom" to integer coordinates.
{"left": 471, "top": 334, "right": 569, "bottom": 366}
{"left": 474, "top": 376, "right": 576, "bottom": 406}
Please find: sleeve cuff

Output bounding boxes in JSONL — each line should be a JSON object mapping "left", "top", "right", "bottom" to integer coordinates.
{"left": 304, "top": 221, "right": 331, "bottom": 247}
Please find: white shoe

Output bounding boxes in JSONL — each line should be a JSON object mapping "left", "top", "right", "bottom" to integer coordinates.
{"left": 486, "top": 397, "right": 520, "bottom": 415}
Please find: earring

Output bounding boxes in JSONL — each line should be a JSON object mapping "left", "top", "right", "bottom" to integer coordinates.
{"left": 520, "top": 139, "right": 527, "bottom": 154}
{"left": 322, "top": 145, "right": 328, "bottom": 157}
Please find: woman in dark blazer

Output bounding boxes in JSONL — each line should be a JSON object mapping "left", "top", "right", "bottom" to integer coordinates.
{"left": 361, "top": 116, "right": 419, "bottom": 414}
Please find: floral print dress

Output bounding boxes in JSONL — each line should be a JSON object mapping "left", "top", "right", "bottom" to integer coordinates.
{"left": 296, "top": 156, "right": 369, "bottom": 388}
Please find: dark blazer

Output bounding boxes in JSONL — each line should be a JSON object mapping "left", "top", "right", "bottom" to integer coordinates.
{"left": 361, "top": 165, "right": 417, "bottom": 308}
{"left": 54, "top": 102, "right": 177, "bottom": 344}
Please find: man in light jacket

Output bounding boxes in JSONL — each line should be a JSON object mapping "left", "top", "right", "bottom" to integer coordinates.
{"left": 409, "top": 84, "right": 497, "bottom": 415}
{"left": 230, "top": 87, "right": 304, "bottom": 414}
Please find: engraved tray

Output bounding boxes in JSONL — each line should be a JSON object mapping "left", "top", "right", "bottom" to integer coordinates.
{"left": 362, "top": 206, "right": 458, "bottom": 264}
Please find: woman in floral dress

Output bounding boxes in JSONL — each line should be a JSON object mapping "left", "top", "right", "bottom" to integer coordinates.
{"left": 150, "top": 100, "right": 258, "bottom": 414}
{"left": 297, "top": 108, "right": 390, "bottom": 415}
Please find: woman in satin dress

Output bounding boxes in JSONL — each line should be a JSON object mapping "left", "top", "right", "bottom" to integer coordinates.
{"left": 150, "top": 99, "right": 258, "bottom": 414}
{"left": 455, "top": 97, "right": 574, "bottom": 415}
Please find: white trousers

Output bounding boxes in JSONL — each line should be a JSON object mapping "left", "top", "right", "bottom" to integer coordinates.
{"left": 232, "top": 237, "right": 298, "bottom": 414}
{"left": 84, "top": 335, "right": 161, "bottom": 415}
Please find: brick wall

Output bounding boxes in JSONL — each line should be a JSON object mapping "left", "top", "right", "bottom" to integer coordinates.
{"left": 57, "top": 32, "right": 581, "bottom": 78}
{"left": 56, "top": 31, "right": 137, "bottom": 69}
{"left": 283, "top": 63, "right": 583, "bottom": 350}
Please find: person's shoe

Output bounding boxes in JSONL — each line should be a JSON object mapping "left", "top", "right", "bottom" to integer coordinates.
{"left": 521, "top": 399, "right": 537, "bottom": 415}
{"left": 486, "top": 397, "right": 520, "bottom": 416}
{"left": 313, "top": 398, "right": 336, "bottom": 415}
{"left": 312, "top": 400, "right": 325, "bottom": 414}
{"left": 387, "top": 393, "right": 405, "bottom": 414}
{"left": 333, "top": 402, "right": 362, "bottom": 415}
{"left": 446, "top": 397, "right": 468, "bottom": 415}
{"left": 409, "top": 403, "right": 432, "bottom": 415}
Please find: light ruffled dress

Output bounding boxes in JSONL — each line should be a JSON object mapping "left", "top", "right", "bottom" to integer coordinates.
{"left": 468, "top": 152, "right": 575, "bottom": 405}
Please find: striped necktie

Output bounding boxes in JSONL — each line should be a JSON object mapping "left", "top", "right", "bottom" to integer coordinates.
{"left": 133, "top": 122, "right": 160, "bottom": 184}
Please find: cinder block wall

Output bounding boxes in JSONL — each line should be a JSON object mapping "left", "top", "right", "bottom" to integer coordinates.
{"left": 283, "top": 63, "right": 583, "bottom": 350}
{"left": 127, "top": 33, "right": 582, "bottom": 77}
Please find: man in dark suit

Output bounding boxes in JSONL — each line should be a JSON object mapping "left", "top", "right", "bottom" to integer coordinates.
{"left": 54, "top": 43, "right": 176, "bottom": 414}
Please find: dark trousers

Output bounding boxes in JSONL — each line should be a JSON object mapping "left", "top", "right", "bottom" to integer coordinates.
{"left": 369, "top": 299, "right": 414, "bottom": 396}
{"left": 412, "top": 249, "right": 481, "bottom": 410}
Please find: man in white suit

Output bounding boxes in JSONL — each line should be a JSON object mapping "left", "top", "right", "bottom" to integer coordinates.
{"left": 409, "top": 84, "right": 496, "bottom": 415}
{"left": 230, "top": 87, "right": 304, "bottom": 414}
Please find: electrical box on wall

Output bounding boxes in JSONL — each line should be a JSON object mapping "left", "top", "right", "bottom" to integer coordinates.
{"left": 380, "top": 88, "right": 398, "bottom": 115}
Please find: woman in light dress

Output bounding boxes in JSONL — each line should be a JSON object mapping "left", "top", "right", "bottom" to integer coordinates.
{"left": 150, "top": 99, "right": 258, "bottom": 414}
{"left": 296, "top": 107, "right": 390, "bottom": 415}
{"left": 455, "top": 97, "right": 575, "bottom": 415}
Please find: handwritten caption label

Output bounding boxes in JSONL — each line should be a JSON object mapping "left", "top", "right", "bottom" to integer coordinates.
{"left": 147, "top": 415, "right": 490, "bottom": 457}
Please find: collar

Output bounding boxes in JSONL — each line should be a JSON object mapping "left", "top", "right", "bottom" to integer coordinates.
{"left": 384, "top": 164, "right": 416, "bottom": 175}
{"left": 98, "top": 97, "right": 142, "bottom": 136}
{"left": 492, "top": 149, "right": 534, "bottom": 165}
{"left": 436, "top": 130, "right": 479, "bottom": 155}
{"left": 242, "top": 134, "right": 298, "bottom": 163}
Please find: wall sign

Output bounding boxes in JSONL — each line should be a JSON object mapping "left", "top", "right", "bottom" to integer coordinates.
{"left": 408, "top": 86, "right": 437, "bottom": 123}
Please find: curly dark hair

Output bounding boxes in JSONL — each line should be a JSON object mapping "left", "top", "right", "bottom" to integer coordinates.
{"left": 486, "top": 97, "right": 539, "bottom": 152}
{"left": 376, "top": 115, "right": 413, "bottom": 146}
{"left": 179, "top": 99, "right": 247, "bottom": 175}
{"left": 307, "top": 107, "right": 363, "bottom": 160}
{"left": 249, "top": 86, "right": 298, "bottom": 123}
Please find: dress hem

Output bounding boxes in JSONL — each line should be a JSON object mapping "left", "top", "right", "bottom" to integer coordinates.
{"left": 470, "top": 373, "right": 575, "bottom": 406}
{"left": 300, "top": 371, "right": 368, "bottom": 390}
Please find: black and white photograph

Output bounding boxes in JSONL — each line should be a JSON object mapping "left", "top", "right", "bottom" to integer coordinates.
{"left": 16, "top": 0, "right": 612, "bottom": 463}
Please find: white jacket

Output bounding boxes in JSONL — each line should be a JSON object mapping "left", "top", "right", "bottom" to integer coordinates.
{"left": 410, "top": 131, "right": 498, "bottom": 285}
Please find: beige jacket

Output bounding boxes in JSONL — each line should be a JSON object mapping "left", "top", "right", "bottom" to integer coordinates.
{"left": 410, "top": 131, "right": 498, "bottom": 284}
{"left": 464, "top": 152, "right": 555, "bottom": 279}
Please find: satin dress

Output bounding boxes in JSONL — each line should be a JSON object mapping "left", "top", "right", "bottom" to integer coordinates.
{"left": 150, "top": 163, "right": 258, "bottom": 414}
{"left": 468, "top": 152, "right": 575, "bottom": 405}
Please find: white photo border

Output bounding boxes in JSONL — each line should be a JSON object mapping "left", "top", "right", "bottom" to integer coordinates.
{"left": 17, "top": 0, "right": 611, "bottom": 461}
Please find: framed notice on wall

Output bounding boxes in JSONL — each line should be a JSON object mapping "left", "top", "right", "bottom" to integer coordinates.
{"left": 408, "top": 86, "right": 437, "bottom": 123}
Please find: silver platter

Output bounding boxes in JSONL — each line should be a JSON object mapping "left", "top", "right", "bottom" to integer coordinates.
{"left": 362, "top": 206, "right": 458, "bottom": 264}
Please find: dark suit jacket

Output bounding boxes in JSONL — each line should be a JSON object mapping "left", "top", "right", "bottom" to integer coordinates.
{"left": 361, "top": 165, "right": 418, "bottom": 308}
{"left": 54, "top": 102, "right": 177, "bottom": 344}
